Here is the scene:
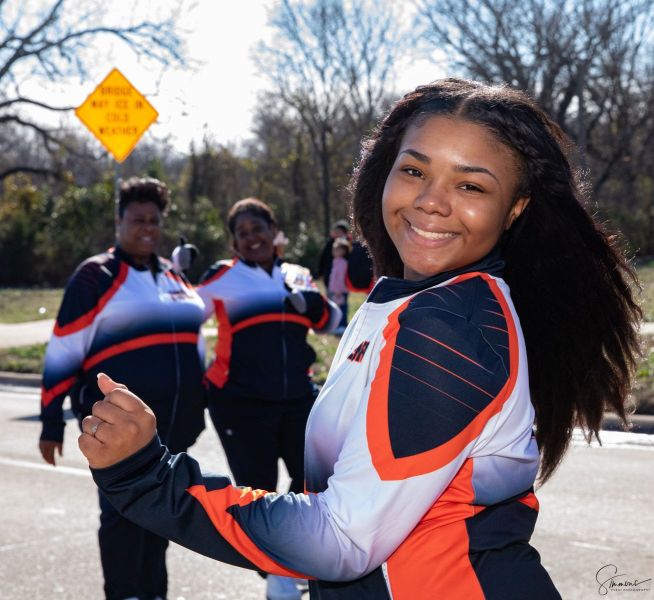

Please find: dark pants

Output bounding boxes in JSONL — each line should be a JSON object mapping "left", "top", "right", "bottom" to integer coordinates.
{"left": 98, "top": 437, "right": 189, "bottom": 599}
{"left": 98, "top": 492, "right": 169, "bottom": 599}
{"left": 207, "top": 393, "right": 314, "bottom": 494}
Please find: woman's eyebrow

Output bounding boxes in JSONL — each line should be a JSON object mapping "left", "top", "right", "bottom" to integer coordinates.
{"left": 399, "top": 148, "right": 430, "bottom": 163}
{"left": 454, "top": 164, "right": 499, "bottom": 182}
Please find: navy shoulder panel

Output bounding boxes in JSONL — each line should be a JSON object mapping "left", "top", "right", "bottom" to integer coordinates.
{"left": 56, "top": 253, "right": 122, "bottom": 330}
{"left": 387, "top": 276, "right": 511, "bottom": 459}
{"left": 198, "top": 260, "right": 234, "bottom": 285}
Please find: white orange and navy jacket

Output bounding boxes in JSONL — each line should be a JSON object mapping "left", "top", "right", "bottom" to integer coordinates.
{"left": 196, "top": 257, "right": 341, "bottom": 401}
{"left": 40, "top": 246, "right": 206, "bottom": 451}
{"left": 92, "top": 254, "right": 561, "bottom": 599}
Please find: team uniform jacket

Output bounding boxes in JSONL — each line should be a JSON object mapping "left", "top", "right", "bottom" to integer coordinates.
{"left": 196, "top": 257, "right": 341, "bottom": 401}
{"left": 92, "top": 254, "right": 561, "bottom": 599}
{"left": 40, "top": 246, "right": 206, "bottom": 451}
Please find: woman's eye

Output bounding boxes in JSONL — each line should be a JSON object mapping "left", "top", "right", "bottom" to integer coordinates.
{"left": 460, "top": 183, "right": 483, "bottom": 192}
{"left": 402, "top": 167, "right": 423, "bottom": 178}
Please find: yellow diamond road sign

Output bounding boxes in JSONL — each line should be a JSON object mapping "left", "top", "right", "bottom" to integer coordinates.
{"left": 75, "top": 68, "right": 158, "bottom": 163}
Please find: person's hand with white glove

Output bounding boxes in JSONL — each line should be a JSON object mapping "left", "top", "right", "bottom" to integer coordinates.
{"left": 171, "top": 236, "right": 199, "bottom": 273}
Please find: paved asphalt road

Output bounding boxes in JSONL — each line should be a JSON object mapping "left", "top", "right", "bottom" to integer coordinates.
{"left": 1, "top": 384, "right": 652, "bottom": 600}
{"left": 0, "top": 319, "right": 55, "bottom": 348}
{"left": 0, "top": 385, "right": 269, "bottom": 600}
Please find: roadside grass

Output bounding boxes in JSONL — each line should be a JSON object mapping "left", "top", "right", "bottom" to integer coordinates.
{"left": 0, "top": 343, "right": 46, "bottom": 373}
{"left": 633, "top": 335, "right": 654, "bottom": 415}
{"left": 0, "top": 288, "right": 63, "bottom": 323}
{"left": 1, "top": 286, "right": 652, "bottom": 413}
{"left": 636, "top": 258, "right": 654, "bottom": 322}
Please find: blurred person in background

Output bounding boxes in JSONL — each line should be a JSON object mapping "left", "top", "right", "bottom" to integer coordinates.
{"left": 316, "top": 219, "right": 349, "bottom": 290}
{"left": 344, "top": 238, "right": 375, "bottom": 295}
{"left": 39, "top": 176, "right": 206, "bottom": 600}
{"left": 195, "top": 198, "right": 341, "bottom": 600}
{"left": 327, "top": 236, "right": 351, "bottom": 334}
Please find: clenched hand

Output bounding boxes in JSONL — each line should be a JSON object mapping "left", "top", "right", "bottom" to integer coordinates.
{"left": 78, "top": 373, "right": 156, "bottom": 469}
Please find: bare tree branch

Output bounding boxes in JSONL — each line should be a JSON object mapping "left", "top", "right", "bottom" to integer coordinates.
{"left": 0, "top": 0, "right": 189, "bottom": 181}
{"left": 417, "top": 0, "right": 654, "bottom": 247}
{"left": 0, "top": 165, "right": 63, "bottom": 180}
{"left": 0, "top": 96, "right": 73, "bottom": 111}
{"left": 254, "top": 0, "right": 411, "bottom": 233}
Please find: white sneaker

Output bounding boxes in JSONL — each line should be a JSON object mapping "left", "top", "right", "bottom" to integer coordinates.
{"left": 266, "top": 574, "right": 302, "bottom": 600}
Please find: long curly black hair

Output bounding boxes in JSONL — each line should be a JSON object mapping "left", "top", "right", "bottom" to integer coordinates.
{"left": 349, "top": 78, "right": 642, "bottom": 483}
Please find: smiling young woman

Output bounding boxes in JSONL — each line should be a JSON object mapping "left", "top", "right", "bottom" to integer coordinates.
{"left": 352, "top": 79, "right": 641, "bottom": 483}
{"left": 80, "top": 81, "right": 641, "bottom": 600}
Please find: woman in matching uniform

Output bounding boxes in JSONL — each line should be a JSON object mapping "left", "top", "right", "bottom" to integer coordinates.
{"left": 79, "top": 79, "right": 641, "bottom": 599}
{"left": 40, "top": 177, "right": 206, "bottom": 600}
{"left": 196, "top": 198, "right": 341, "bottom": 599}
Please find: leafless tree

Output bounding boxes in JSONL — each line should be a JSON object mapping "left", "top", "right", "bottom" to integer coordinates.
{"left": 254, "top": 0, "right": 411, "bottom": 235}
{"left": 416, "top": 0, "right": 654, "bottom": 185}
{"left": 0, "top": 0, "right": 188, "bottom": 181}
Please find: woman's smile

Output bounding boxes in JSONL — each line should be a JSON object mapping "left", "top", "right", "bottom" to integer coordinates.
{"left": 407, "top": 220, "right": 459, "bottom": 242}
{"left": 382, "top": 115, "right": 529, "bottom": 281}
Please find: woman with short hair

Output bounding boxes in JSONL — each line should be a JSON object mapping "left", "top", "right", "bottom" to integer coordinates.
{"left": 40, "top": 176, "right": 206, "bottom": 599}
{"left": 197, "top": 197, "right": 341, "bottom": 599}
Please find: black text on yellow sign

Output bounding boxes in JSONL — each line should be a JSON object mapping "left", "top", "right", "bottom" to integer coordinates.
{"left": 75, "top": 68, "right": 159, "bottom": 163}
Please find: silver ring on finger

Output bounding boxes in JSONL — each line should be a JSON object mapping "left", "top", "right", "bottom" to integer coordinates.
{"left": 91, "top": 422, "right": 99, "bottom": 437}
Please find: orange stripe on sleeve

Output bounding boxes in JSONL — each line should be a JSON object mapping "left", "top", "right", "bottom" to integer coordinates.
{"left": 186, "top": 485, "right": 310, "bottom": 578}
{"left": 41, "top": 375, "right": 77, "bottom": 408}
{"left": 314, "top": 299, "right": 330, "bottom": 330}
{"left": 518, "top": 492, "right": 539, "bottom": 511}
{"left": 205, "top": 300, "right": 232, "bottom": 388}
